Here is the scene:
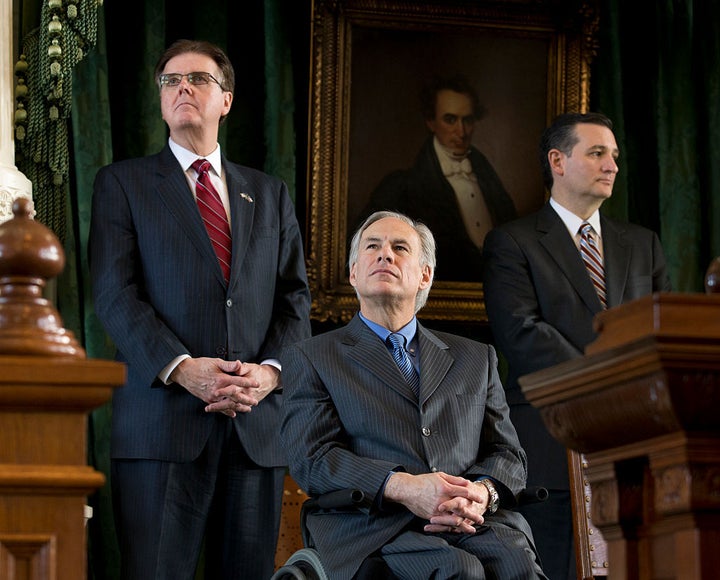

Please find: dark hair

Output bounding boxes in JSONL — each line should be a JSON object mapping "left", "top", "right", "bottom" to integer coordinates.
{"left": 154, "top": 39, "right": 235, "bottom": 124}
{"left": 539, "top": 112, "right": 614, "bottom": 190}
{"left": 419, "top": 73, "right": 486, "bottom": 121}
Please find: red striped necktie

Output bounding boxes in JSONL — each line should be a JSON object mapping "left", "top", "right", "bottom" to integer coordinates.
{"left": 191, "top": 159, "right": 232, "bottom": 283}
{"left": 579, "top": 222, "right": 607, "bottom": 309}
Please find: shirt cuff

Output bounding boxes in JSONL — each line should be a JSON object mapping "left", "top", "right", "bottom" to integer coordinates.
{"left": 159, "top": 354, "right": 191, "bottom": 385}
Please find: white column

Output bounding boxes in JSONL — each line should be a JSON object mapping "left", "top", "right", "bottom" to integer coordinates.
{"left": 0, "top": 0, "right": 32, "bottom": 224}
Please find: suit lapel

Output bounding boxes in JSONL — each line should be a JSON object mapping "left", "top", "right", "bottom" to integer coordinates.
{"left": 599, "top": 216, "right": 631, "bottom": 308}
{"left": 224, "top": 160, "right": 254, "bottom": 291}
{"left": 342, "top": 317, "right": 454, "bottom": 404}
{"left": 415, "top": 325, "right": 453, "bottom": 404}
{"left": 537, "top": 204, "right": 603, "bottom": 313}
{"left": 343, "top": 316, "right": 419, "bottom": 402}
{"left": 154, "top": 147, "right": 227, "bottom": 285}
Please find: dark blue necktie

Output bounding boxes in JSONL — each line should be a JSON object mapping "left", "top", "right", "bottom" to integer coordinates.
{"left": 386, "top": 333, "right": 420, "bottom": 396}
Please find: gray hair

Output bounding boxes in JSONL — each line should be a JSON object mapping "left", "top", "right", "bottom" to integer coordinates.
{"left": 348, "top": 211, "right": 436, "bottom": 313}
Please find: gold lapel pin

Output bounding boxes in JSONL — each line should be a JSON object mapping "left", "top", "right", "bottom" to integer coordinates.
{"left": 240, "top": 193, "right": 254, "bottom": 203}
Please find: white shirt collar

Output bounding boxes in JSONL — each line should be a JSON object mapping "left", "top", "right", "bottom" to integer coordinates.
{"left": 168, "top": 138, "right": 223, "bottom": 177}
{"left": 433, "top": 137, "right": 473, "bottom": 178}
{"left": 549, "top": 197, "right": 602, "bottom": 238}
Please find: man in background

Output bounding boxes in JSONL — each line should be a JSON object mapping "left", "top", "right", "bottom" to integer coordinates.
{"left": 359, "top": 74, "right": 516, "bottom": 281}
{"left": 281, "top": 211, "right": 545, "bottom": 579}
{"left": 89, "top": 39, "right": 311, "bottom": 579}
{"left": 483, "top": 112, "right": 671, "bottom": 579}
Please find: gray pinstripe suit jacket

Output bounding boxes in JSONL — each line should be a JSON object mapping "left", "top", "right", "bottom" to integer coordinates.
{"left": 281, "top": 315, "right": 536, "bottom": 579}
{"left": 89, "top": 144, "right": 311, "bottom": 466}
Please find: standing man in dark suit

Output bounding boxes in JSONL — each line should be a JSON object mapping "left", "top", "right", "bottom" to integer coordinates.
{"left": 483, "top": 112, "right": 672, "bottom": 579}
{"left": 89, "top": 39, "right": 311, "bottom": 580}
{"left": 281, "top": 210, "right": 546, "bottom": 579}
{"left": 359, "top": 74, "right": 516, "bottom": 282}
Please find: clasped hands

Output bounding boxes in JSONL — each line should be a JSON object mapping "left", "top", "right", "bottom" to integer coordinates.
{"left": 170, "top": 357, "right": 280, "bottom": 417}
{"left": 384, "top": 471, "right": 491, "bottom": 534}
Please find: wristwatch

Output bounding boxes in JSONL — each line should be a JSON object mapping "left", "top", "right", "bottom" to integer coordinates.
{"left": 477, "top": 478, "right": 500, "bottom": 515}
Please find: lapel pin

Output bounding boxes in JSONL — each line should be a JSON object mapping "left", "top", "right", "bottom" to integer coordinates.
{"left": 240, "top": 193, "right": 254, "bottom": 203}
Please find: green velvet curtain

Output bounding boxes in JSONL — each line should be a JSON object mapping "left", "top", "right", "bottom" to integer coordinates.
{"left": 12, "top": 0, "right": 720, "bottom": 578}
{"left": 591, "top": 0, "right": 720, "bottom": 291}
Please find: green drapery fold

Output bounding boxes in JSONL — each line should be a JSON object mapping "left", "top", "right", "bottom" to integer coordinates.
{"left": 15, "top": 0, "right": 101, "bottom": 243}
{"left": 591, "top": 0, "right": 720, "bottom": 291}
{"left": 263, "top": 0, "right": 297, "bottom": 200}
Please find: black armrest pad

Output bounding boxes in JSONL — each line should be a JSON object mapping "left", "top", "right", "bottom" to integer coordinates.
{"left": 517, "top": 486, "right": 549, "bottom": 505}
{"left": 306, "top": 488, "right": 366, "bottom": 510}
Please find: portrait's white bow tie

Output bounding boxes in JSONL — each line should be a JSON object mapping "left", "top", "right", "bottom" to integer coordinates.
{"left": 441, "top": 157, "right": 473, "bottom": 177}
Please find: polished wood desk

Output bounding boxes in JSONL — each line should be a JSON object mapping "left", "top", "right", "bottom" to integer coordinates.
{"left": 521, "top": 293, "right": 720, "bottom": 580}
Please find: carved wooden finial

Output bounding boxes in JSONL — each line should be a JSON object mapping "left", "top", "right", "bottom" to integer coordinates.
{"left": 706, "top": 257, "right": 720, "bottom": 294}
{"left": 0, "top": 197, "right": 85, "bottom": 357}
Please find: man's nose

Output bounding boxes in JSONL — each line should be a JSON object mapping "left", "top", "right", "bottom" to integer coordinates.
{"left": 377, "top": 247, "right": 394, "bottom": 262}
{"left": 604, "top": 158, "right": 618, "bottom": 173}
{"left": 177, "top": 78, "right": 193, "bottom": 92}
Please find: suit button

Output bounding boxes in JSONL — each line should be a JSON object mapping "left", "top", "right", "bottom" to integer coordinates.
{"left": 431, "top": 467, "right": 438, "bottom": 472}
{"left": 422, "top": 427, "right": 431, "bottom": 437}
{"left": 226, "top": 299, "right": 233, "bottom": 307}
{"left": 216, "top": 346, "right": 227, "bottom": 356}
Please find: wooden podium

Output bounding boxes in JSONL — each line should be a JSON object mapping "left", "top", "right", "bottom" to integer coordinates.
{"left": 520, "top": 292, "right": 720, "bottom": 580}
{"left": 0, "top": 200, "right": 124, "bottom": 579}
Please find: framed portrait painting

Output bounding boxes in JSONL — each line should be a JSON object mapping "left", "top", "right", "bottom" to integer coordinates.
{"left": 306, "top": 0, "right": 600, "bottom": 322}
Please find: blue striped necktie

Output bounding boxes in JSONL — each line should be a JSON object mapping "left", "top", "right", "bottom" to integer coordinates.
{"left": 386, "top": 333, "right": 420, "bottom": 396}
{"left": 579, "top": 222, "right": 607, "bottom": 309}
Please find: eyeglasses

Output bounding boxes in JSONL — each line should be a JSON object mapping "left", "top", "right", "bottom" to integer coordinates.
{"left": 158, "top": 72, "right": 223, "bottom": 88}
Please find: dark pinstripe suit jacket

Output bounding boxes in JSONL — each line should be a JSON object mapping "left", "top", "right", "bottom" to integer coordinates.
{"left": 281, "top": 315, "right": 535, "bottom": 580}
{"left": 483, "top": 202, "right": 671, "bottom": 489}
{"left": 89, "top": 144, "right": 311, "bottom": 466}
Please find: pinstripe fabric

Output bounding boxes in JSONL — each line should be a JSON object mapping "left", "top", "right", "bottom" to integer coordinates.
{"left": 280, "top": 316, "right": 544, "bottom": 580}
{"left": 90, "top": 144, "right": 312, "bottom": 465}
{"left": 90, "top": 143, "right": 311, "bottom": 577}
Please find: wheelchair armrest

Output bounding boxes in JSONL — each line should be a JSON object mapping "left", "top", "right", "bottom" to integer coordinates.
{"left": 304, "top": 488, "right": 366, "bottom": 511}
{"left": 300, "top": 488, "right": 367, "bottom": 548}
{"left": 516, "top": 486, "right": 549, "bottom": 506}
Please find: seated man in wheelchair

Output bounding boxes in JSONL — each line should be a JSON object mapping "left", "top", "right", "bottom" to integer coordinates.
{"left": 280, "top": 211, "right": 547, "bottom": 579}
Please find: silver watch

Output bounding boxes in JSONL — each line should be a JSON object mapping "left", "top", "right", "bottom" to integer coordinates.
{"left": 477, "top": 478, "right": 499, "bottom": 515}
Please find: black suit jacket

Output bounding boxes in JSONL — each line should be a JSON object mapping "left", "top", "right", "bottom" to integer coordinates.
{"left": 359, "top": 137, "right": 517, "bottom": 281}
{"left": 89, "top": 144, "right": 312, "bottom": 466}
{"left": 482, "top": 203, "right": 671, "bottom": 488}
{"left": 281, "top": 315, "right": 534, "bottom": 579}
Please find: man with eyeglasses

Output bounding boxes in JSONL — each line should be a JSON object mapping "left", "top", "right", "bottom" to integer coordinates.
{"left": 89, "top": 39, "right": 311, "bottom": 580}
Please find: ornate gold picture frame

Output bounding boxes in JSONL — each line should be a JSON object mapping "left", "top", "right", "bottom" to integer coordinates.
{"left": 306, "top": 0, "right": 599, "bottom": 322}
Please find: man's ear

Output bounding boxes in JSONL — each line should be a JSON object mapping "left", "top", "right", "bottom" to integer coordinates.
{"left": 418, "top": 264, "right": 432, "bottom": 289}
{"left": 548, "top": 149, "right": 565, "bottom": 177}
